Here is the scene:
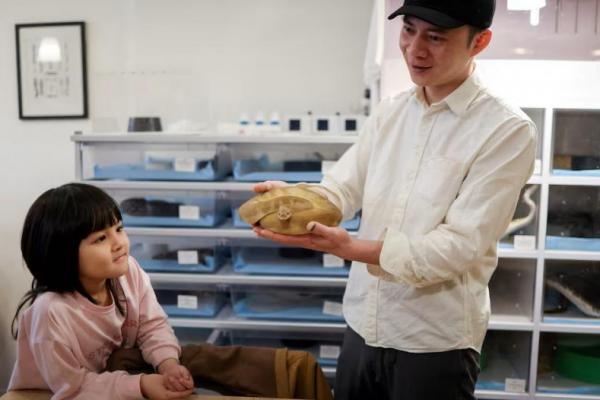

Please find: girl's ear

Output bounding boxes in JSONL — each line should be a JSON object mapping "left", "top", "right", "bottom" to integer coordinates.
{"left": 471, "top": 29, "right": 492, "bottom": 57}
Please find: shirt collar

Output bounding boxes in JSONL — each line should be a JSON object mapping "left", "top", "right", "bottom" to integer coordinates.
{"left": 412, "top": 70, "right": 484, "bottom": 116}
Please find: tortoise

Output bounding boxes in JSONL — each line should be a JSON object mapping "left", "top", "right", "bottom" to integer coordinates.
{"left": 238, "top": 184, "right": 342, "bottom": 235}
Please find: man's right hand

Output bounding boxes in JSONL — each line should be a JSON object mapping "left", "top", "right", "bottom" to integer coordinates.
{"left": 252, "top": 180, "right": 288, "bottom": 193}
{"left": 140, "top": 373, "right": 194, "bottom": 399}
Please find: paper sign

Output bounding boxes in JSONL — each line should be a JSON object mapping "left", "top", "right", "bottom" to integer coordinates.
{"left": 514, "top": 235, "right": 536, "bottom": 250}
{"left": 323, "top": 254, "right": 345, "bottom": 268}
{"left": 179, "top": 205, "right": 200, "bottom": 220}
{"left": 177, "top": 250, "right": 199, "bottom": 265}
{"left": 174, "top": 157, "right": 197, "bottom": 172}
{"left": 319, "top": 345, "right": 341, "bottom": 359}
{"left": 177, "top": 295, "right": 198, "bottom": 309}
{"left": 505, "top": 378, "right": 526, "bottom": 393}
{"left": 322, "top": 301, "right": 344, "bottom": 316}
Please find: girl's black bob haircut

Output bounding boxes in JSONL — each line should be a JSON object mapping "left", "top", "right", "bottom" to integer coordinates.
{"left": 12, "top": 183, "right": 124, "bottom": 338}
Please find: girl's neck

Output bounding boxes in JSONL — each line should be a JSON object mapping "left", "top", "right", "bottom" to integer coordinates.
{"left": 82, "top": 279, "right": 112, "bottom": 306}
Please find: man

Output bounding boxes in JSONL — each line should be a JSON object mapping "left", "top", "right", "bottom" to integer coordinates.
{"left": 254, "top": 0, "right": 536, "bottom": 398}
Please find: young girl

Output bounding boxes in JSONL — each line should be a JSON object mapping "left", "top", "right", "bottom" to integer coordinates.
{"left": 9, "top": 183, "right": 195, "bottom": 400}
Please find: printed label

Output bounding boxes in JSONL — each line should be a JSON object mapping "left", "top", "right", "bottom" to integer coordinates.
{"left": 322, "top": 301, "right": 344, "bottom": 316}
{"left": 174, "top": 157, "right": 197, "bottom": 172}
{"left": 179, "top": 205, "right": 200, "bottom": 220}
{"left": 177, "top": 295, "right": 198, "bottom": 309}
{"left": 177, "top": 250, "right": 199, "bottom": 265}
{"left": 513, "top": 235, "right": 536, "bottom": 250}
{"left": 323, "top": 254, "right": 345, "bottom": 268}
{"left": 505, "top": 378, "right": 526, "bottom": 393}
{"left": 319, "top": 345, "right": 341, "bottom": 359}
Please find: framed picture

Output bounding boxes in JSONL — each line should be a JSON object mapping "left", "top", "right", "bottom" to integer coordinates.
{"left": 15, "top": 21, "right": 88, "bottom": 119}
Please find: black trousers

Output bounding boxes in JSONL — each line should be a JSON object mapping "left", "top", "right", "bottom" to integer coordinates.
{"left": 334, "top": 327, "right": 479, "bottom": 400}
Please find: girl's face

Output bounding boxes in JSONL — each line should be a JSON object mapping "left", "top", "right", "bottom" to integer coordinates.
{"left": 78, "top": 221, "right": 130, "bottom": 288}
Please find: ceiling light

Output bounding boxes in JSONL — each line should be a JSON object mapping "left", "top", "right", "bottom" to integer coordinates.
{"left": 507, "top": 0, "right": 546, "bottom": 26}
{"left": 513, "top": 47, "right": 529, "bottom": 55}
{"left": 592, "top": 49, "right": 600, "bottom": 57}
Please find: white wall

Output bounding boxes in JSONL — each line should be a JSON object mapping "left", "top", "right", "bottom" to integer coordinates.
{"left": 0, "top": 0, "right": 372, "bottom": 390}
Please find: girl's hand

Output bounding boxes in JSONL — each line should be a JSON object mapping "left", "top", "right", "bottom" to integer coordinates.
{"left": 157, "top": 359, "right": 194, "bottom": 391}
{"left": 140, "top": 373, "right": 194, "bottom": 400}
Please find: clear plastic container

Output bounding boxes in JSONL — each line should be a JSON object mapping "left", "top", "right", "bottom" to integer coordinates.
{"left": 107, "top": 188, "right": 228, "bottom": 228}
{"left": 81, "top": 142, "right": 231, "bottom": 181}
{"left": 155, "top": 288, "right": 226, "bottom": 318}
{"left": 231, "top": 244, "right": 350, "bottom": 277}
{"left": 498, "top": 184, "right": 540, "bottom": 250}
{"left": 546, "top": 185, "right": 600, "bottom": 252}
{"left": 552, "top": 109, "right": 600, "bottom": 177}
{"left": 477, "top": 330, "right": 531, "bottom": 394}
{"left": 543, "top": 260, "right": 600, "bottom": 325}
{"left": 229, "top": 142, "right": 350, "bottom": 183}
{"left": 229, "top": 285, "right": 345, "bottom": 322}
{"left": 130, "top": 236, "right": 225, "bottom": 273}
{"left": 537, "top": 333, "right": 600, "bottom": 396}
{"left": 489, "top": 258, "right": 536, "bottom": 322}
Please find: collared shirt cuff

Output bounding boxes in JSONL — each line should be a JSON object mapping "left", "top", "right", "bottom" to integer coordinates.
{"left": 148, "top": 347, "right": 180, "bottom": 370}
{"left": 379, "top": 228, "right": 414, "bottom": 283}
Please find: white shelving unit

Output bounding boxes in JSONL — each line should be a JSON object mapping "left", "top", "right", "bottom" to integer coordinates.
{"left": 72, "top": 107, "right": 600, "bottom": 399}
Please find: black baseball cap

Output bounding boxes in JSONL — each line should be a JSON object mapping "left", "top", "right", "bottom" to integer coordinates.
{"left": 388, "top": 0, "right": 495, "bottom": 29}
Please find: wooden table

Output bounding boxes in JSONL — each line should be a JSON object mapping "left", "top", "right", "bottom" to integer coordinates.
{"left": 0, "top": 391, "right": 281, "bottom": 400}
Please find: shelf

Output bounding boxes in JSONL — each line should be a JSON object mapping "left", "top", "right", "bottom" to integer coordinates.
{"left": 149, "top": 265, "right": 349, "bottom": 288}
{"left": 540, "top": 322, "right": 600, "bottom": 334}
{"left": 543, "top": 250, "right": 600, "bottom": 261}
{"left": 89, "top": 179, "right": 255, "bottom": 192}
{"left": 71, "top": 132, "right": 358, "bottom": 144}
{"left": 488, "top": 315, "right": 534, "bottom": 331}
{"left": 475, "top": 390, "right": 529, "bottom": 399}
{"left": 534, "top": 394, "right": 600, "bottom": 400}
{"left": 497, "top": 247, "right": 539, "bottom": 259}
{"left": 168, "top": 306, "right": 347, "bottom": 333}
{"left": 322, "top": 366, "right": 337, "bottom": 379}
{"left": 549, "top": 176, "right": 600, "bottom": 187}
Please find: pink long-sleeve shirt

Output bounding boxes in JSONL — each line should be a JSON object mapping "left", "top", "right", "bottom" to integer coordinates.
{"left": 8, "top": 256, "right": 181, "bottom": 399}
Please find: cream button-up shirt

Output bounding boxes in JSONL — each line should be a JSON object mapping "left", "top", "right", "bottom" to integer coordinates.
{"left": 321, "top": 72, "right": 536, "bottom": 353}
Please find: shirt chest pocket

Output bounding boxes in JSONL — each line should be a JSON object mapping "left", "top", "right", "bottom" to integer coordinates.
{"left": 414, "top": 157, "right": 465, "bottom": 209}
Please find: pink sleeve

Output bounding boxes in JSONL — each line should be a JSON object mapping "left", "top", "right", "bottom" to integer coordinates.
{"left": 31, "top": 339, "right": 142, "bottom": 400}
{"left": 131, "top": 260, "right": 181, "bottom": 368}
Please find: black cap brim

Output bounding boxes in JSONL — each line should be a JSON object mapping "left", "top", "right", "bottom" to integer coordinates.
{"left": 388, "top": 5, "right": 465, "bottom": 28}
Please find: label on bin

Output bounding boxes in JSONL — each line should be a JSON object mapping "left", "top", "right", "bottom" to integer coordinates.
{"left": 179, "top": 205, "right": 200, "bottom": 220}
{"left": 175, "top": 157, "right": 197, "bottom": 172}
{"left": 505, "top": 378, "right": 526, "bottom": 393}
{"left": 319, "top": 345, "right": 341, "bottom": 359}
{"left": 322, "top": 301, "right": 343, "bottom": 316}
{"left": 321, "top": 161, "right": 336, "bottom": 174}
{"left": 177, "top": 295, "right": 198, "bottom": 309}
{"left": 323, "top": 254, "right": 345, "bottom": 268}
{"left": 513, "top": 235, "right": 536, "bottom": 250}
{"left": 177, "top": 250, "right": 199, "bottom": 265}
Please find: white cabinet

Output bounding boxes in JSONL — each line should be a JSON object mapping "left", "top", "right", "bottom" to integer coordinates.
{"left": 73, "top": 108, "right": 600, "bottom": 399}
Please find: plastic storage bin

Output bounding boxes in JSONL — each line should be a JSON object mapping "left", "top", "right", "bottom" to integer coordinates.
{"left": 174, "top": 327, "right": 223, "bottom": 346}
{"left": 543, "top": 260, "right": 600, "bottom": 325}
{"left": 155, "top": 288, "right": 226, "bottom": 318}
{"left": 498, "top": 184, "right": 540, "bottom": 250}
{"left": 107, "top": 188, "right": 228, "bottom": 228}
{"left": 229, "top": 143, "right": 349, "bottom": 182}
{"left": 82, "top": 141, "right": 231, "bottom": 181}
{"left": 537, "top": 333, "right": 600, "bottom": 395}
{"left": 552, "top": 110, "right": 600, "bottom": 177}
{"left": 130, "top": 236, "right": 225, "bottom": 273}
{"left": 489, "top": 258, "right": 536, "bottom": 322}
{"left": 476, "top": 330, "right": 531, "bottom": 393}
{"left": 231, "top": 245, "right": 350, "bottom": 277}
{"left": 230, "top": 286, "right": 345, "bottom": 322}
{"left": 223, "top": 330, "right": 343, "bottom": 367}
{"left": 546, "top": 185, "right": 600, "bottom": 252}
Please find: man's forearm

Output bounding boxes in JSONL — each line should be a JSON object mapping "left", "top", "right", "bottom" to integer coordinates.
{"left": 344, "top": 238, "right": 383, "bottom": 265}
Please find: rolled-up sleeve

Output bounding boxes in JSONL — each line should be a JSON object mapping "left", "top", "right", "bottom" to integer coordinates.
{"left": 379, "top": 120, "right": 537, "bottom": 287}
